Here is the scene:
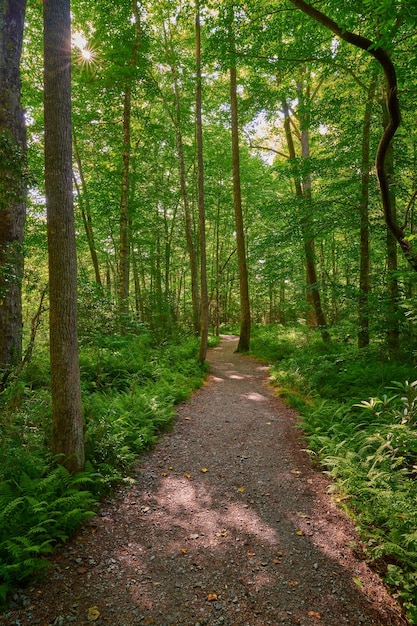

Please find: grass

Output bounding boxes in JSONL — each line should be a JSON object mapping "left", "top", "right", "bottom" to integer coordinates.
{"left": 250, "top": 323, "right": 417, "bottom": 624}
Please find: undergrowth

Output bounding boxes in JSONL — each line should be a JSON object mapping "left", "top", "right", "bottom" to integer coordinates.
{"left": 250, "top": 323, "right": 417, "bottom": 624}
{"left": 0, "top": 326, "right": 210, "bottom": 604}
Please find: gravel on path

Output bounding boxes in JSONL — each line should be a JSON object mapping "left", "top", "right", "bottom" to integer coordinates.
{"left": 1, "top": 335, "right": 408, "bottom": 626}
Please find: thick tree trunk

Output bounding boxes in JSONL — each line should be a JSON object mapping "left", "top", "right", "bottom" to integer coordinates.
{"left": 43, "top": 0, "right": 84, "bottom": 472}
{"left": 196, "top": 3, "right": 209, "bottom": 363}
{"left": 0, "top": 0, "right": 27, "bottom": 372}
{"left": 358, "top": 77, "right": 377, "bottom": 348}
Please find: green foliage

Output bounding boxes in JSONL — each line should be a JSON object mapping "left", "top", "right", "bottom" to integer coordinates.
{"left": 0, "top": 329, "right": 206, "bottom": 601}
{"left": 0, "top": 464, "right": 97, "bottom": 595}
{"left": 250, "top": 324, "right": 417, "bottom": 622}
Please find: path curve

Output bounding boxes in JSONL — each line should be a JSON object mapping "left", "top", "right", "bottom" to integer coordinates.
{"left": 1, "top": 335, "right": 407, "bottom": 626}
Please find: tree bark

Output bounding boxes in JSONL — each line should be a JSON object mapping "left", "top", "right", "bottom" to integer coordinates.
{"left": 382, "top": 99, "right": 400, "bottom": 351}
{"left": 73, "top": 133, "right": 102, "bottom": 288}
{"left": 44, "top": 0, "right": 84, "bottom": 473}
{"left": 118, "top": 3, "right": 141, "bottom": 324}
{"left": 196, "top": 2, "right": 209, "bottom": 363}
{"left": 358, "top": 76, "right": 377, "bottom": 348}
{"left": 229, "top": 13, "right": 251, "bottom": 353}
{"left": 0, "top": 0, "right": 27, "bottom": 372}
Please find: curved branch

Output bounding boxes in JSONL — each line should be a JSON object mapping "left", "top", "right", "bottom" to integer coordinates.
{"left": 288, "top": 0, "right": 417, "bottom": 270}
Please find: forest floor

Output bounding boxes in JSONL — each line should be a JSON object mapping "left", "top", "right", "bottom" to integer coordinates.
{"left": 1, "top": 335, "right": 409, "bottom": 626}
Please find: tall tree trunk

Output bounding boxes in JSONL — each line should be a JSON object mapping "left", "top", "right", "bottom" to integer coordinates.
{"left": 229, "top": 16, "right": 250, "bottom": 352}
{"left": 119, "top": 1, "right": 141, "bottom": 325}
{"left": 196, "top": 2, "right": 209, "bottom": 363}
{"left": 170, "top": 63, "right": 200, "bottom": 335}
{"left": 358, "top": 77, "right": 377, "bottom": 348}
{"left": 382, "top": 99, "right": 400, "bottom": 351}
{"left": 0, "top": 0, "right": 27, "bottom": 372}
{"left": 73, "top": 133, "right": 102, "bottom": 287}
{"left": 119, "top": 81, "right": 132, "bottom": 321}
{"left": 282, "top": 99, "right": 330, "bottom": 343}
{"left": 43, "top": 0, "right": 84, "bottom": 472}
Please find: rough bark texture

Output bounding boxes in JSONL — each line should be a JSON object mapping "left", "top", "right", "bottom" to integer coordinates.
{"left": 43, "top": 0, "right": 84, "bottom": 473}
{"left": 0, "top": 0, "right": 27, "bottom": 371}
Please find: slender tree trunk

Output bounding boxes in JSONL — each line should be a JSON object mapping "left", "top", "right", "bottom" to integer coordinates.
{"left": 358, "top": 77, "right": 377, "bottom": 348}
{"left": 171, "top": 71, "right": 200, "bottom": 335}
{"left": 196, "top": 2, "right": 209, "bottom": 363}
{"left": 119, "top": 1, "right": 141, "bottom": 325}
{"left": 0, "top": 0, "right": 27, "bottom": 372}
{"left": 119, "top": 81, "right": 132, "bottom": 322}
{"left": 73, "top": 134, "right": 102, "bottom": 287}
{"left": 382, "top": 99, "right": 400, "bottom": 351}
{"left": 229, "top": 21, "right": 250, "bottom": 352}
{"left": 282, "top": 99, "right": 330, "bottom": 342}
{"left": 43, "top": 0, "right": 84, "bottom": 472}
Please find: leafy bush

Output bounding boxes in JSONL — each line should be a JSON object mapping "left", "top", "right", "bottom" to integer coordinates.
{"left": 249, "top": 324, "right": 417, "bottom": 623}
{"left": 0, "top": 329, "right": 208, "bottom": 601}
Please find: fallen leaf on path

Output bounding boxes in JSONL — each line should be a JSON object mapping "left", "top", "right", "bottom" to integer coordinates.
{"left": 181, "top": 548, "right": 187, "bottom": 554}
{"left": 200, "top": 467, "right": 208, "bottom": 473}
{"left": 247, "top": 551, "right": 256, "bottom": 556}
{"left": 184, "top": 473, "right": 192, "bottom": 479}
{"left": 207, "top": 593, "right": 218, "bottom": 601}
{"left": 190, "top": 533, "right": 199, "bottom": 540}
{"left": 161, "top": 472, "right": 168, "bottom": 477}
{"left": 308, "top": 611, "right": 322, "bottom": 622}
{"left": 288, "top": 580, "right": 299, "bottom": 587}
{"left": 77, "top": 566, "right": 88, "bottom": 574}
{"left": 291, "top": 469, "right": 301, "bottom": 477}
{"left": 296, "top": 529, "right": 304, "bottom": 536}
{"left": 168, "top": 466, "right": 174, "bottom": 470}
{"left": 184, "top": 417, "right": 191, "bottom": 421}
{"left": 87, "top": 606, "right": 100, "bottom": 622}
{"left": 237, "top": 486, "right": 245, "bottom": 493}
{"left": 353, "top": 576, "right": 364, "bottom": 588}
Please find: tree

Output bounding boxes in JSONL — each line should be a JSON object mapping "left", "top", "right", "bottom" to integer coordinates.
{"left": 196, "top": 1, "right": 208, "bottom": 363}
{"left": 288, "top": 0, "right": 417, "bottom": 272}
{"left": 229, "top": 4, "right": 251, "bottom": 352}
{"left": 0, "top": 0, "right": 27, "bottom": 373}
{"left": 358, "top": 75, "right": 377, "bottom": 348}
{"left": 43, "top": 0, "right": 84, "bottom": 472}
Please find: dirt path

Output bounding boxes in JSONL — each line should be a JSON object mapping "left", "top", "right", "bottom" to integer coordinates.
{"left": 1, "top": 335, "right": 408, "bottom": 626}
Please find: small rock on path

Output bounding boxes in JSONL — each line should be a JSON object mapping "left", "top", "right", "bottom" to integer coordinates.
{"left": 1, "top": 335, "right": 408, "bottom": 626}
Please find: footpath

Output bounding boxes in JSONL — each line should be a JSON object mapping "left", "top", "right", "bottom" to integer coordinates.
{"left": 1, "top": 335, "right": 407, "bottom": 626}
